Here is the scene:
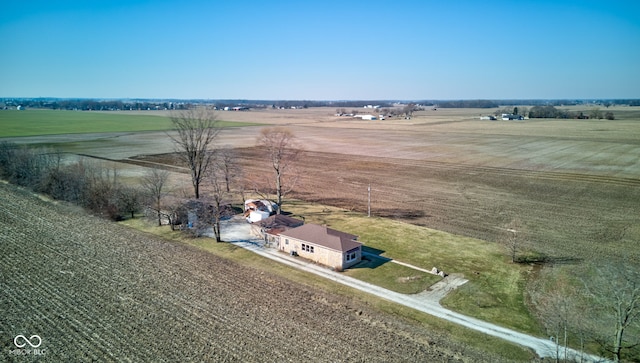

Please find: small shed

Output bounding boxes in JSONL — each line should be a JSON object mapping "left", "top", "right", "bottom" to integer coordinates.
{"left": 244, "top": 199, "right": 278, "bottom": 215}
{"left": 248, "top": 210, "right": 270, "bottom": 223}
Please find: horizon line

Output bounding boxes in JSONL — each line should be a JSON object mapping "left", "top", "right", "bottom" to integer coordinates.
{"left": 3, "top": 97, "right": 640, "bottom": 102}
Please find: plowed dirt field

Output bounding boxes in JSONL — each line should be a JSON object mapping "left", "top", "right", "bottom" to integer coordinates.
{"left": 0, "top": 183, "right": 514, "bottom": 362}
{"left": 243, "top": 148, "right": 640, "bottom": 263}
{"left": 134, "top": 144, "right": 640, "bottom": 264}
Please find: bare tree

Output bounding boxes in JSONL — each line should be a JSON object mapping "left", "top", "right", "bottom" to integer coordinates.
{"left": 118, "top": 186, "right": 143, "bottom": 219}
{"left": 589, "top": 107, "right": 603, "bottom": 120}
{"left": 0, "top": 143, "right": 59, "bottom": 188}
{"left": 45, "top": 158, "right": 89, "bottom": 204}
{"left": 256, "top": 127, "right": 300, "bottom": 214}
{"left": 217, "top": 146, "right": 241, "bottom": 193}
{"left": 503, "top": 218, "right": 523, "bottom": 263}
{"left": 82, "top": 163, "right": 123, "bottom": 220}
{"left": 168, "top": 109, "right": 220, "bottom": 199}
{"left": 403, "top": 103, "right": 417, "bottom": 118}
{"left": 530, "top": 268, "right": 586, "bottom": 363}
{"left": 163, "top": 198, "right": 185, "bottom": 231}
{"left": 582, "top": 262, "right": 640, "bottom": 362}
{"left": 204, "top": 168, "right": 232, "bottom": 242}
{"left": 140, "top": 168, "right": 170, "bottom": 226}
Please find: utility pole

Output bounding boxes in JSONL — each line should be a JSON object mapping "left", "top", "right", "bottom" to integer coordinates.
{"left": 368, "top": 183, "right": 371, "bottom": 217}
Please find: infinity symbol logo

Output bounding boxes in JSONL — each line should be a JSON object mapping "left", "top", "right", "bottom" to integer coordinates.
{"left": 14, "top": 335, "right": 42, "bottom": 348}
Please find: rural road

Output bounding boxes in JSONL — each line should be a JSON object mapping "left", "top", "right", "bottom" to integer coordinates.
{"left": 220, "top": 219, "right": 609, "bottom": 362}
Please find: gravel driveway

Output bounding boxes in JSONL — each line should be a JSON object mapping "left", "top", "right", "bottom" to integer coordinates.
{"left": 218, "top": 217, "right": 609, "bottom": 363}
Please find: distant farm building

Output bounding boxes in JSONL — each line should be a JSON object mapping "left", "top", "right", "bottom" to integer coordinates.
{"left": 501, "top": 113, "right": 524, "bottom": 120}
{"left": 355, "top": 114, "right": 377, "bottom": 120}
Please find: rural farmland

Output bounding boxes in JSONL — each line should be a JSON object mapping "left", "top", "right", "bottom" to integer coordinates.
{"left": 2, "top": 106, "right": 640, "bottom": 361}
{"left": 123, "top": 107, "right": 640, "bottom": 264}
{"left": 0, "top": 182, "right": 518, "bottom": 362}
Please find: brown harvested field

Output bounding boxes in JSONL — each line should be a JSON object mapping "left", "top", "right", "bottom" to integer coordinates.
{"left": 236, "top": 148, "right": 639, "bottom": 263}
{"left": 122, "top": 107, "right": 640, "bottom": 265}
{"left": 0, "top": 182, "right": 518, "bottom": 362}
{"left": 3, "top": 106, "right": 639, "bottom": 361}
{"left": 9, "top": 106, "right": 639, "bottom": 264}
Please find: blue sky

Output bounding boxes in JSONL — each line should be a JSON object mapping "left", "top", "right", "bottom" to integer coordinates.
{"left": 1, "top": 0, "right": 639, "bottom": 100}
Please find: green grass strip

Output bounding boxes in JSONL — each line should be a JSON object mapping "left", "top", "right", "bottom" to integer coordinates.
{"left": 0, "top": 110, "right": 261, "bottom": 137}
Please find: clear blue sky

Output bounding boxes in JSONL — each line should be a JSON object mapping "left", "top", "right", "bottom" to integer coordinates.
{"left": 1, "top": 0, "right": 638, "bottom": 100}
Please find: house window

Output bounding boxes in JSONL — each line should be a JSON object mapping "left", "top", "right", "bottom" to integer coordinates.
{"left": 285, "top": 239, "right": 289, "bottom": 245}
{"left": 345, "top": 252, "right": 357, "bottom": 262}
{"left": 310, "top": 246, "right": 314, "bottom": 253}
{"left": 301, "top": 244, "right": 313, "bottom": 253}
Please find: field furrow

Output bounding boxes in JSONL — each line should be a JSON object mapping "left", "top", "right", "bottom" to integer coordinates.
{"left": 1, "top": 183, "right": 513, "bottom": 362}
{"left": 218, "top": 147, "right": 640, "bottom": 263}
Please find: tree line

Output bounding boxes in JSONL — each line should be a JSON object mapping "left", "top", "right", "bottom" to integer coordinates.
{"left": 527, "top": 105, "right": 614, "bottom": 120}
{"left": 4, "top": 98, "right": 639, "bottom": 111}
{"left": 501, "top": 218, "right": 639, "bottom": 362}
{"left": 0, "top": 110, "right": 301, "bottom": 243}
{"left": 530, "top": 264, "right": 639, "bottom": 362}
{"left": 1, "top": 99, "right": 193, "bottom": 111}
{"left": 0, "top": 143, "right": 142, "bottom": 221}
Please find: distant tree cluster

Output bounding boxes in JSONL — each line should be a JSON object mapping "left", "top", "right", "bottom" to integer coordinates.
{"left": 528, "top": 105, "right": 614, "bottom": 120}
{"left": 0, "top": 142, "right": 143, "bottom": 221}
{"left": 268, "top": 100, "right": 395, "bottom": 109}
{"left": 494, "top": 107, "right": 529, "bottom": 117}
{"left": 3, "top": 97, "right": 637, "bottom": 112}
{"left": 528, "top": 105, "right": 568, "bottom": 118}
{"left": 0, "top": 98, "right": 192, "bottom": 111}
{"left": 434, "top": 100, "right": 499, "bottom": 108}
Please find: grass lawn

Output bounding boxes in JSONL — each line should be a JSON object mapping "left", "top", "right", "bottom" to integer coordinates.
{"left": 345, "top": 258, "right": 441, "bottom": 294}
{"left": 0, "top": 110, "right": 262, "bottom": 137}
{"left": 282, "top": 200, "right": 543, "bottom": 336}
{"left": 119, "top": 216, "right": 534, "bottom": 361}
